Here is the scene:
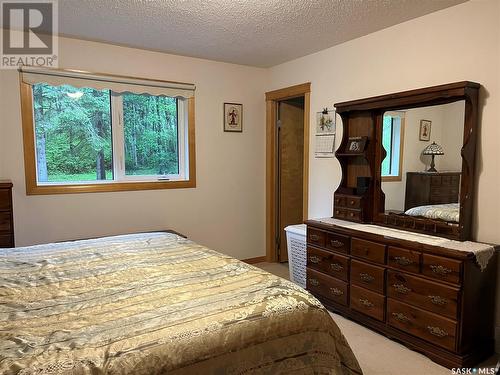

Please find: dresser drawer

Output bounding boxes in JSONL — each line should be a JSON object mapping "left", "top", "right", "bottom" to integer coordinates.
{"left": 422, "top": 254, "right": 462, "bottom": 284}
{"left": 345, "top": 195, "right": 362, "bottom": 209}
{"left": 345, "top": 208, "right": 362, "bottom": 222}
{"left": 0, "top": 212, "right": 12, "bottom": 233}
{"left": 351, "top": 259, "right": 385, "bottom": 293}
{"left": 351, "top": 238, "right": 386, "bottom": 264}
{"left": 325, "top": 232, "right": 350, "bottom": 254}
{"left": 0, "top": 234, "right": 13, "bottom": 248}
{"left": 387, "top": 298, "right": 457, "bottom": 351}
{"left": 388, "top": 247, "right": 421, "bottom": 274}
{"left": 307, "top": 247, "right": 349, "bottom": 281}
{"left": 0, "top": 189, "right": 11, "bottom": 211}
{"left": 350, "top": 285, "right": 385, "bottom": 321}
{"left": 387, "top": 271, "right": 459, "bottom": 319}
{"left": 307, "top": 268, "right": 348, "bottom": 306}
{"left": 334, "top": 194, "right": 346, "bottom": 207}
{"left": 307, "top": 228, "right": 326, "bottom": 247}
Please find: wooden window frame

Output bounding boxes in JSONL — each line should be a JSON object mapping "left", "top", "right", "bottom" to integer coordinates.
{"left": 381, "top": 112, "right": 405, "bottom": 183}
{"left": 20, "top": 81, "right": 196, "bottom": 195}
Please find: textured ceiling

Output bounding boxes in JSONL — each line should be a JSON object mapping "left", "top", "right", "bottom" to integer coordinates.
{"left": 56, "top": 0, "right": 467, "bottom": 67}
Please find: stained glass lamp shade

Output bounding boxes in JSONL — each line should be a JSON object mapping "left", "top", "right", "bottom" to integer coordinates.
{"left": 422, "top": 142, "right": 444, "bottom": 172}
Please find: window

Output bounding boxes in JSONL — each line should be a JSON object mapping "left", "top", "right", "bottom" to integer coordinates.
{"left": 381, "top": 111, "right": 404, "bottom": 181}
{"left": 20, "top": 68, "right": 196, "bottom": 194}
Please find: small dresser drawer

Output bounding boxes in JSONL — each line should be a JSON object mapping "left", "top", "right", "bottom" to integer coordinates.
{"left": 307, "top": 268, "right": 348, "bottom": 306}
{"left": 422, "top": 254, "right": 462, "bottom": 284}
{"left": 334, "top": 207, "right": 346, "bottom": 219}
{"left": 350, "top": 285, "right": 385, "bottom": 321}
{"left": 387, "top": 271, "right": 459, "bottom": 319}
{"left": 334, "top": 194, "right": 346, "bottom": 207}
{"left": 307, "top": 228, "right": 326, "bottom": 248}
{"left": 388, "top": 247, "right": 421, "bottom": 274}
{"left": 345, "top": 208, "right": 362, "bottom": 222}
{"left": 325, "top": 232, "right": 350, "bottom": 254}
{"left": 351, "top": 238, "right": 386, "bottom": 264}
{"left": 0, "top": 190, "right": 11, "bottom": 211}
{"left": 351, "top": 259, "right": 385, "bottom": 293}
{"left": 307, "top": 247, "right": 349, "bottom": 281}
{"left": 345, "top": 195, "right": 362, "bottom": 209}
{"left": 0, "top": 212, "right": 12, "bottom": 233}
{"left": 387, "top": 298, "right": 457, "bottom": 351}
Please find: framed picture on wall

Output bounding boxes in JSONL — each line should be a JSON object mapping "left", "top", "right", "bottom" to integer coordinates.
{"left": 224, "top": 103, "right": 243, "bottom": 132}
{"left": 419, "top": 119, "right": 431, "bottom": 141}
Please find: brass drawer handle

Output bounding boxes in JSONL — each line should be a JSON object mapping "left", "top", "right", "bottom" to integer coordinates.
{"left": 392, "top": 312, "right": 410, "bottom": 323}
{"left": 359, "top": 298, "right": 374, "bottom": 308}
{"left": 428, "top": 295, "right": 448, "bottom": 305}
{"left": 330, "top": 263, "right": 343, "bottom": 272}
{"left": 394, "top": 256, "right": 413, "bottom": 266}
{"left": 430, "top": 265, "right": 452, "bottom": 276}
{"left": 349, "top": 212, "right": 356, "bottom": 217}
{"left": 330, "top": 287, "right": 344, "bottom": 296}
{"left": 330, "top": 240, "right": 344, "bottom": 248}
{"left": 359, "top": 273, "right": 375, "bottom": 283}
{"left": 310, "top": 234, "right": 320, "bottom": 241}
{"left": 350, "top": 200, "right": 355, "bottom": 205}
{"left": 427, "top": 326, "right": 448, "bottom": 338}
{"left": 392, "top": 283, "right": 411, "bottom": 294}
{"left": 309, "top": 255, "right": 321, "bottom": 264}
{"left": 308, "top": 278, "right": 320, "bottom": 286}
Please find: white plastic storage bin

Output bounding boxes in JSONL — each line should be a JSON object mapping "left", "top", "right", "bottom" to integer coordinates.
{"left": 284, "top": 224, "right": 307, "bottom": 288}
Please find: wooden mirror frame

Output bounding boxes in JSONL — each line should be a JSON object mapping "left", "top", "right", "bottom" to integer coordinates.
{"left": 334, "top": 82, "right": 480, "bottom": 241}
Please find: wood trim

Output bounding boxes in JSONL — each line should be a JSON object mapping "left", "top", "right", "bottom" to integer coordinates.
{"left": 20, "top": 82, "right": 196, "bottom": 195}
{"left": 265, "top": 83, "right": 311, "bottom": 101}
{"left": 241, "top": 256, "right": 266, "bottom": 264}
{"left": 265, "top": 83, "right": 311, "bottom": 263}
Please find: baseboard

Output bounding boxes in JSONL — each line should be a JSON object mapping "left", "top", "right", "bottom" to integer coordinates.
{"left": 495, "top": 327, "right": 500, "bottom": 353}
{"left": 241, "top": 256, "right": 266, "bottom": 264}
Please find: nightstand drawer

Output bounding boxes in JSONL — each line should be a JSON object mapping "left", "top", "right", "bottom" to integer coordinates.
{"left": 0, "top": 190, "right": 11, "bottom": 211}
{"left": 307, "top": 246, "right": 349, "bottom": 281}
{"left": 351, "top": 259, "right": 385, "bottom": 293}
{"left": 307, "top": 268, "right": 348, "bottom": 306}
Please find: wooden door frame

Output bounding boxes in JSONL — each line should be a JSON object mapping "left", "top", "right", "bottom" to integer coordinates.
{"left": 265, "top": 83, "right": 311, "bottom": 262}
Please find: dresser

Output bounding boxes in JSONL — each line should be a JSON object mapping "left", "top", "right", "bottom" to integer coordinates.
{"left": 305, "top": 219, "right": 497, "bottom": 369}
{"left": 0, "top": 181, "right": 14, "bottom": 248}
{"left": 405, "top": 172, "right": 460, "bottom": 211}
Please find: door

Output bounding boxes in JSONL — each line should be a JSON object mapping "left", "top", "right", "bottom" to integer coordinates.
{"left": 276, "top": 97, "right": 305, "bottom": 262}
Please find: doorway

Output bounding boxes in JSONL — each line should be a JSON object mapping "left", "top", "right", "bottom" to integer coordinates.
{"left": 265, "top": 83, "right": 310, "bottom": 263}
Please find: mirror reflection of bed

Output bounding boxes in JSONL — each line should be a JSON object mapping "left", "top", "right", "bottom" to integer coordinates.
{"left": 381, "top": 101, "right": 464, "bottom": 225}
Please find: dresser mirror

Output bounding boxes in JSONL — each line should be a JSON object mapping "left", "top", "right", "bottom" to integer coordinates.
{"left": 334, "top": 82, "right": 480, "bottom": 240}
{"left": 381, "top": 101, "right": 465, "bottom": 225}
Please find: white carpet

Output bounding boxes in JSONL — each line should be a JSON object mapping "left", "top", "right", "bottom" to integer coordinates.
{"left": 254, "top": 262, "right": 499, "bottom": 375}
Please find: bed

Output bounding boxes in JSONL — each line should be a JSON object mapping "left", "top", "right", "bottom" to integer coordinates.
{"left": 0, "top": 232, "right": 362, "bottom": 374}
{"left": 404, "top": 203, "right": 460, "bottom": 223}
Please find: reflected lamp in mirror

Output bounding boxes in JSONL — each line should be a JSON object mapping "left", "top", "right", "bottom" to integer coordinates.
{"left": 422, "top": 142, "right": 444, "bottom": 172}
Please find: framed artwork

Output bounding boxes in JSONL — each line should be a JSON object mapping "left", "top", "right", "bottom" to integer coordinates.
{"left": 419, "top": 120, "right": 431, "bottom": 141}
{"left": 316, "top": 110, "right": 335, "bottom": 134}
{"left": 224, "top": 103, "right": 243, "bottom": 132}
{"left": 346, "top": 136, "right": 368, "bottom": 154}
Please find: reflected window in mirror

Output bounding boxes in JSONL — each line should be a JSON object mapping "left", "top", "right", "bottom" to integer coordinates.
{"left": 381, "top": 111, "right": 405, "bottom": 182}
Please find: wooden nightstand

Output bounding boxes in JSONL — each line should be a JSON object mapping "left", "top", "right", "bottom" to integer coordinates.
{"left": 0, "top": 180, "right": 14, "bottom": 248}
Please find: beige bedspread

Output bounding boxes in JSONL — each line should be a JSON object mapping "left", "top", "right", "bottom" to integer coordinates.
{"left": 0, "top": 232, "right": 361, "bottom": 374}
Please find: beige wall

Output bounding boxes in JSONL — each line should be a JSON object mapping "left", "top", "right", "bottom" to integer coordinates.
{"left": 383, "top": 102, "right": 464, "bottom": 211}
{"left": 268, "top": 0, "right": 500, "bottom": 349}
{"left": 0, "top": 37, "right": 269, "bottom": 260}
